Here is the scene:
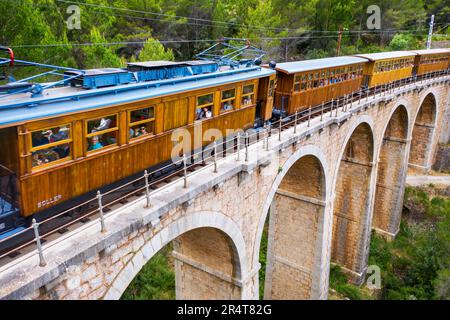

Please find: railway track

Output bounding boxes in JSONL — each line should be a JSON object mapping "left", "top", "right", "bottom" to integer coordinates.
{"left": 0, "top": 69, "right": 447, "bottom": 269}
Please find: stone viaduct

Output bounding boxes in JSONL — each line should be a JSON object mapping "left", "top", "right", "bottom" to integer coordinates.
{"left": 0, "top": 75, "right": 448, "bottom": 300}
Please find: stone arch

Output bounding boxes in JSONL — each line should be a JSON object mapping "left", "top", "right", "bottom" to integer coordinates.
{"left": 104, "top": 211, "right": 248, "bottom": 300}
{"left": 256, "top": 145, "right": 330, "bottom": 300}
{"left": 372, "top": 105, "right": 409, "bottom": 238}
{"left": 331, "top": 119, "right": 375, "bottom": 283}
{"left": 408, "top": 92, "right": 438, "bottom": 174}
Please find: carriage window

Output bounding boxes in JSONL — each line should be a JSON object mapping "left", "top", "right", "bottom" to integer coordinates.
{"left": 220, "top": 88, "right": 236, "bottom": 113}
{"left": 294, "top": 75, "right": 301, "bottom": 92}
{"left": 86, "top": 115, "right": 118, "bottom": 153}
{"left": 242, "top": 84, "right": 255, "bottom": 106}
{"left": 196, "top": 93, "right": 214, "bottom": 121}
{"left": 31, "top": 125, "right": 72, "bottom": 168}
{"left": 129, "top": 107, "right": 155, "bottom": 140}
{"left": 329, "top": 70, "right": 335, "bottom": 84}
{"left": 269, "top": 80, "right": 275, "bottom": 97}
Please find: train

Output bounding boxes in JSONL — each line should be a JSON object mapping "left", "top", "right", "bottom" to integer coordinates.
{"left": 0, "top": 42, "right": 449, "bottom": 250}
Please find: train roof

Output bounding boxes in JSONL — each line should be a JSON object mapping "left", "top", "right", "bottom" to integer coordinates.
{"left": 409, "top": 48, "right": 450, "bottom": 55}
{"left": 127, "top": 60, "right": 215, "bottom": 68}
{"left": 0, "top": 66, "right": 275, "bottom": 128}
{"left": 274, "top": 56, "right": 368, "bottom": 75}
{"left": 354, "top": 51, "right": 417, "bottom": 61}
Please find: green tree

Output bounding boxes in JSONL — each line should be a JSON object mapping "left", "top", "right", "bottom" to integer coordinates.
{"left": 136, "top": 38, "right": 175, "bottom": 61}
{"left": 389, "top": 33, "right": 422, "bottom": 50}
{"left": 237, "top": 0, "right": 288, "bottom": 60}
{"left": 80, "top": 27, "right": 124, "bottom": 68}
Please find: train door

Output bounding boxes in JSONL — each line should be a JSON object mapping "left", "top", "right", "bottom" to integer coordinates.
{"left": 0, "top": 127, "right": 22, "bottom": 236}
{"left": 257, "top": 75, "right": 276, "bottom": 122}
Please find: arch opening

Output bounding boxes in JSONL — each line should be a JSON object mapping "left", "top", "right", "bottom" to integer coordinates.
{"left": 121, "top": 227, "right": 242, "bottom": 300}
{"left": 104, "top": 212, "right": 247, "bottom": 300}
{"left": 408, "top": 93, "right": 437, "bottom": 174}
{"left": 331, "top": 122, "right": 374, "bottom": 282}
{"left": 263, "top": 154, "right": 327, "bottom": 300}
{"left": 372, "top": 106, "right": 409, "bottom": 237}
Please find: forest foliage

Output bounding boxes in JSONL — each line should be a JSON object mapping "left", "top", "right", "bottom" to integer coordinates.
{"left": 329, "top": 186, "right": 450, "bottom": 300}
{"left": 0, "top": 0, "right": 449, "bottom": 75}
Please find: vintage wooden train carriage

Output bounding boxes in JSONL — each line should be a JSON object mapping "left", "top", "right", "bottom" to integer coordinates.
{"left": 354, "top": 51, "right": 417, "bottom": 88}
{"left": 411, "top": 48, "right": 450, "bottom": 75}
{"left": 0, "top": 61, "right": 275, "bottom": 234}
{"left": 272, "top": 56, "right": 367, "bottom": 115}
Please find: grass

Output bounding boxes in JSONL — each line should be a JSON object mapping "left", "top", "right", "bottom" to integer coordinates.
{"left": 328, "top": 265, "right": 373, "bottom": 300}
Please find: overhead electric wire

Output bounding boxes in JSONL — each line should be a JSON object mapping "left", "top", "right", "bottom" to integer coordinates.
{"left": 8, "top": 35, "right": 346, "bottom": 48}
{"left": 9, "top": 31, "right": 434, "bottom": 49}
{"left": 1, "top": 0, "right": 437, "bottom": 50}
{"left": 1, "top": 0, "right": 432, "bottom": 38}
{"left": 52, "top": 0, "right": 432, "bottom": 35}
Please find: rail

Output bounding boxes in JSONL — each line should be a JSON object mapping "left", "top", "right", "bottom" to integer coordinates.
{"left": 0, "top": 68, "right": 448, "bottom": 268}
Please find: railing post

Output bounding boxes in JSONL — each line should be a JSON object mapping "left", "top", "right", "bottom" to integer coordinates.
{"left": 330, "top": 99, "right": 334, "bottom": 118}
{"left": 182, "top": 156, "right": 188, "bottom": 188}
{"left": 294, "top": 111, "right": 298, "bottom": 134}
{"left": 144, "top": 170, "right": 151, "bottom": 207}
{"left": 32, "top": 219, "right": 46, "bottom": 267}
{"left": 266, "top": 125, "right": 270, "bottom": 151}
{"left": 366, "top": 89, "right": 369, "bottom": 101}
{"left": 213, "top": 141, "right": 218, "bottom": 173}
{"left": 236, "top": 132, "right": 241, "bottom": 161}
{"left": 321, "top": 101, "right": 324, "bottom": 121}
{"left": 278, "top": 117, "right": 282, "bottom": 141}
{"left": 308, "top": 106, "right": 312, "bottom": 126}
{"left": 97, "top": 191, "right": 106, "bottom": 233}
{"left": 245, "top": 132, "right": 249, "bottom": 162}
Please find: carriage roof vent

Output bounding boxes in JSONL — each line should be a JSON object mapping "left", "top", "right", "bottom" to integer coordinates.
{"left": 64, "top": 68, "right": 134, "bottom": 89}
{"left": 127, "top": 60, "right": 219, "bottom": 82}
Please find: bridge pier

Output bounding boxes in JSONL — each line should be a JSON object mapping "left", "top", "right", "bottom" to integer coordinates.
{"left": 331, "top": 122, "right": 375, "bottom": 285}
{"left": 372, "top": 106, "right": 410, "bottom": 239}
{"left": 408, "top": 94, "right": 438, "bottom": 175}
{"left": 264, "top": 154, "right": 329, "bottom": 300}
